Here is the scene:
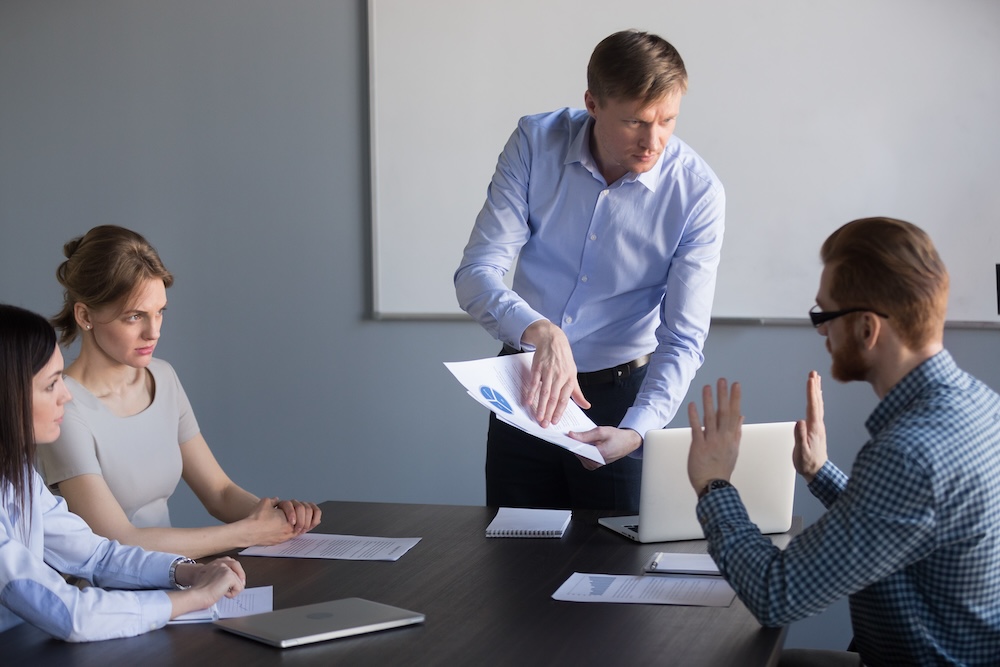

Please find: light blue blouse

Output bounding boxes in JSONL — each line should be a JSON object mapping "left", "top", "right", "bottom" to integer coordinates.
{"left": 0, "top": 469, "right": 177, "bottom": 641}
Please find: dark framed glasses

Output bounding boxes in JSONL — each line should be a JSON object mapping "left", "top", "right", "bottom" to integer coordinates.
{"left": 808, "top": 305, "right": 890, "bottom": 328}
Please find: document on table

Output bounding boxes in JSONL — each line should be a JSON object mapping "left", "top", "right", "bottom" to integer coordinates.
{"left": 169, "top": 585, "right": 274, "bottom": 624}
{"left": 444, "top": 352, "right": 605, "bottom": 465}
{"left": 239, "top": 533, "right": 421, "bottom": 561}
{"left": 552, "top": 572, "right": 736, "bottom": 607}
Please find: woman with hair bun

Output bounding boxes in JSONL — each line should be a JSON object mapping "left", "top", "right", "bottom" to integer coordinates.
{"left": 0, "top": 303, "right": 245, "bottom": 642}
{"left": 37, "top": 225, "right": 320, "bottom": 559}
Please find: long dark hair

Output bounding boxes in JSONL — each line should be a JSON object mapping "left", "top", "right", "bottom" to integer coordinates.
{"left": 0, "top": 304, "right": 58, "bottom": 514}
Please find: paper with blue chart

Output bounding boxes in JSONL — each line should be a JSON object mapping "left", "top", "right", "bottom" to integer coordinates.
{"left": 444, "top": 353, "right": 605, "bottom": 465}
{"left": 551, "top": 572, "right": 735, "bottom": 607}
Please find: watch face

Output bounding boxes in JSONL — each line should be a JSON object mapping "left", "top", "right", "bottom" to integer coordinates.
{"left": 701, "top": 479, "right": 731, "bottom": 498}
{"left": 700, "top": 479, "right": 730, "bottom": 499}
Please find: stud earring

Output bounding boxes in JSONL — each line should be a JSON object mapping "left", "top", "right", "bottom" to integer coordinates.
{"left": 86, "top": 325, "right": 92, "bottom": 330}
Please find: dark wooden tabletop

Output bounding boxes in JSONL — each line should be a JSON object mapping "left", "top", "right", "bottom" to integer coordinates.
{"left": 0, "top": 500, "right": 788, "bottom": 666}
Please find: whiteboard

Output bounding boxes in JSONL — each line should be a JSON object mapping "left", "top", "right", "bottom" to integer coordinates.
{"left": 369, "top": 0, "right": 1000, "bottom": 323}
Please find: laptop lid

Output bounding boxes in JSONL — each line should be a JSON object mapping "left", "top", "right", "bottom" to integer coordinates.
{"left": 598, "top": 422, "right": 796, "bottom": 543}
{"left": 213, "top": 598, "right": 425, "bottom": 648}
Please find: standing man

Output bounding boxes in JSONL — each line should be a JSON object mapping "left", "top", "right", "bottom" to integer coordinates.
{"left": 455, "top": 30, "right": 725, "bottom": 512}
{"left": 688, "top": 217, "right": 1000, "bottom": 666}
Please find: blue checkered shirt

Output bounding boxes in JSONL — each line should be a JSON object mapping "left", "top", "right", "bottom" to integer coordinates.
{"left": 697, "top": 350, "right": 1000, "bottom": 666}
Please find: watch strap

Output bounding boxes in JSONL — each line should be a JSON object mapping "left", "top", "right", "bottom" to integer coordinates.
{"left": 168, "top": 557, "right": 197, "bottom": 590}
{"left": 698, "top": 478, "right": 732, "bottom": 500}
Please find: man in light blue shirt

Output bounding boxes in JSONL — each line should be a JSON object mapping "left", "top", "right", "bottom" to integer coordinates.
{"left": 455, "top": 30, "right": 725, "bottom": 511}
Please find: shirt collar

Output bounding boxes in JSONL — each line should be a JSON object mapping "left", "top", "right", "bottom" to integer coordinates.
{"left": 865, "top": 349, "right": 959, "bottom": 437}
{"left": 634, "top": 155, "right": 665, "bottom": 192}
{"left": 566, "top": 115, "right": 594, "bottom": 169}
{"left": 565, "top": 115, "right": 665, "bottom": 192}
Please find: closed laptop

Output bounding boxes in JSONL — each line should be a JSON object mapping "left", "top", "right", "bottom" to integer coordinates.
{"left": 213, "top": 597, "right": 425, "bottom": 648}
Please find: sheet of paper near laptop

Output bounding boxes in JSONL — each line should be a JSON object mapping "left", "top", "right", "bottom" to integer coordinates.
{"left": 599, "top": 422, "right": 797, "bottom": 543}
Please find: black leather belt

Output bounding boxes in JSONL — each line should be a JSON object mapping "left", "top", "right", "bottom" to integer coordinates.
{"left": 577, "top": 355, "right": 651, "bottom": 387}
{"left": 500, "top": 345, "right": 651, "bottom": 387}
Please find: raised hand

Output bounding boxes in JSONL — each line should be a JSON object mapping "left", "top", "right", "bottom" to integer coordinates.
{"left": 687, "top": 378, "right": 744, "bottom": 494}
{"left": 793, "top": 371, "right": 828, "bottom": 483}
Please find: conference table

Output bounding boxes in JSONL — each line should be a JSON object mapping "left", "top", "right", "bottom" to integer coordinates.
{"left": 1, "top": 500, "right": 791, "bottom": 666}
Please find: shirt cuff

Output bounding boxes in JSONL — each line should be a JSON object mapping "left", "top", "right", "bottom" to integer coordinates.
{"left": 140, "top": 590, "right": 174, "bottom": 632}
{"left": 151, "top": 551, "right": 188, "bottom": 589}
{"left": 503, "top": 313, "right": 547, "bottom": 351}
{"left": 808, "top": 460, "right": 848, "bottom": 508}
{"left": 696, "top": 484, "right": 751, "bottom": 537}
{"left": 618, "top": 409, "right": 660, "bottom": 446}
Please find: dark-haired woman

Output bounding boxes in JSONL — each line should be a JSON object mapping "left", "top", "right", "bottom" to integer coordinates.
{"left": 0, "top": 303, "right": 245, "bottom": 641}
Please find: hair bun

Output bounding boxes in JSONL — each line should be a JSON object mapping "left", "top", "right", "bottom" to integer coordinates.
{"left": 63, "top": 237, "right": 82, "bottom": 259}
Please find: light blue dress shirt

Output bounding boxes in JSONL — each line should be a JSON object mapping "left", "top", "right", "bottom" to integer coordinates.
{"left": 0, "top": 469, "right": 177, "bottom": 641}
{"left": 697, "top": 351, "right": 1000, "bottom": 666}
{"left": 455, "top": 108, "right": 725, "bottom": 438}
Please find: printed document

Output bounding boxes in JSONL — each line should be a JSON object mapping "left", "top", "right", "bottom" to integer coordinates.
{"left": 239, "top": 533, "right": 420, "bottom": 561}
{"left": 170, "top": 585, "right": 274, "bottom": 624}
{"left": 552, "top": 572, "right": 736, "bottom": 607}
{"left": 444, "top": 353, "right": 604, "bottom": 464}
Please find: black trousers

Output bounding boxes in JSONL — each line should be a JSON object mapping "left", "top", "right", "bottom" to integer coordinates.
{"left": 485, "top": 363, "right": 647, "bottom": 512}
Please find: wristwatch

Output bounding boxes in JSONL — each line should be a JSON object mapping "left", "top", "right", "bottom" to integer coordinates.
{"left": 698, "top": 479, "right": 732, "bottom": 500}
{"left": 168, "top": 557, "right": 197, "bottom": 590}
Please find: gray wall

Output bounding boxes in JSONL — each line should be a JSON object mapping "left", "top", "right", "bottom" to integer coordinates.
{"left": 1, "top": 0, "right": 997, "bottom": 653}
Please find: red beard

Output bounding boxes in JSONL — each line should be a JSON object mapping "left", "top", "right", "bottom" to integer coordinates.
{"left": 829, "top": 330, "right": 870, "bottom": 383}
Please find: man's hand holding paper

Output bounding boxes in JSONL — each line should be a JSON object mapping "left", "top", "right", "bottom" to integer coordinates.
{"left": 445, "top": 353, "right": 605, "bottom": 465}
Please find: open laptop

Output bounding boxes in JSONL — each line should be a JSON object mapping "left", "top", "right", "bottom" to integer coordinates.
{"left": 599, "top": 422, "right": 796, "bottom": 542}
{"left": 213, "top": 598, "right": 425, "bottom": 648}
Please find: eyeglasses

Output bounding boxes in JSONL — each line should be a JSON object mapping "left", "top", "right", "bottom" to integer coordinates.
{"left": 808, "top": 305, "right": 890, "bottom": 328}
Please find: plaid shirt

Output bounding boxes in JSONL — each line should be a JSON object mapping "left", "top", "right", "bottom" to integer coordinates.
{"left": 697, "top": 351, "right": 1000, "bottom": 666}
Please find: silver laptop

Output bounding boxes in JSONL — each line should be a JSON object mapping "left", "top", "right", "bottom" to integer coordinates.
{"left": 213, "top": 597, "right": 425, "bottom": 648}
{"left": 599, "top": 422, "right": 796, "bottom": 542}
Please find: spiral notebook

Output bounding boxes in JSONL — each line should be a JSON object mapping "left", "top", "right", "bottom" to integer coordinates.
{"left": 486, "top": 507, "right": 571, "bottom": 538}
